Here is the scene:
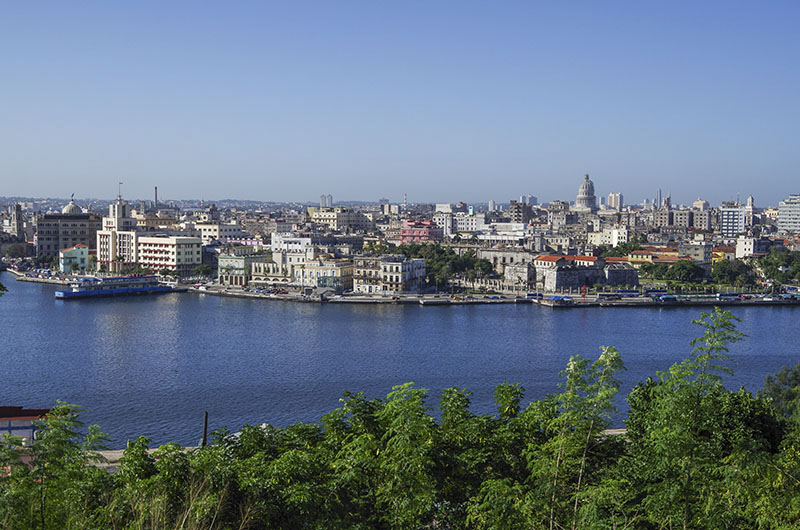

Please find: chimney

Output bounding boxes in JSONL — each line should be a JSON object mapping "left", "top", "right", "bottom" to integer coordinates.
{"left": 154, "top": 186, "right": 158, "bottom": 209}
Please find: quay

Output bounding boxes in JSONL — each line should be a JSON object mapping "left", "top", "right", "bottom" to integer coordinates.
{"left": 188, "top": 285, "right": 799, "bottom": 309}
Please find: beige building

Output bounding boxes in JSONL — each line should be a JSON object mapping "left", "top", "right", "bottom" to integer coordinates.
{"left": 35, "top": 199, "right": 102, "bottom": 258}
{"left": 308, "top": 207, "right": 374, "bottom": 232}
{"left": 295, "top": 257, "right": 353, "bottom": 290}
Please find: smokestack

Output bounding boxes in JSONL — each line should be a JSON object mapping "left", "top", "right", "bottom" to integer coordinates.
{"left": 154, "top": 186, "right": 158, "bottom": 209}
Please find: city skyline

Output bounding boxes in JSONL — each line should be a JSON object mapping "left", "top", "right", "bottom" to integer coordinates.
{"left": 2, "top": 2, "right": 798, "bottom": 205}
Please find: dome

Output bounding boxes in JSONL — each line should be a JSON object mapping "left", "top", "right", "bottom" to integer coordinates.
{"left": 575, "top": 174, "right": 597, "bottom": 211}
{"left": 577, "top": 174, "right": 595, "bottom": 198}
{"left": 61, "top": 200, "right": 82, "bottom": 215}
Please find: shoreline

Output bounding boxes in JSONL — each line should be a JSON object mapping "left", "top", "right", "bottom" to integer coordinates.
{"left": 4, "top": 270, "right": 794, "bottom": 309}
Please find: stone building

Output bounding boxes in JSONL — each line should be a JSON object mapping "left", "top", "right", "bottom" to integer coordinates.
{"left": 532, "top": 255, "right": 638, "bottom": 291}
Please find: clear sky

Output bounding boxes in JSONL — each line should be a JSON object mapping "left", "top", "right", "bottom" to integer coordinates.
{"left": 1, "top": 1, "right": 798, "bottom": 206}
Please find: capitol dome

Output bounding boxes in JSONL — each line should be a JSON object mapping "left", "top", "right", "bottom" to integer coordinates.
{"left": 61, "top": 200, "right": 82, "bottom": 215}
{"left": 575, "top": 174, "right": 597, "bottom": 211}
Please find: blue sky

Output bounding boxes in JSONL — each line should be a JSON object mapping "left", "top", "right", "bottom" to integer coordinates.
{"left": 1, "top": 1, "right": 798, "bottom": 206}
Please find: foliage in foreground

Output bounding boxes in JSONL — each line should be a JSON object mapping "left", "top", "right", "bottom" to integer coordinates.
{"left": 2, "top": 308, "right": 799, "bottom": 529}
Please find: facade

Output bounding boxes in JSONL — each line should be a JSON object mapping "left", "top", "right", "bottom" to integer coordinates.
{"left": 692, "top": 209, "right": 713, "bottom": 231}
{"left": 294, "top": 258, "right": 353, "bottom": 290}
{"left": 508, "top": 200, "right": 533, "bottom": 223}
{"left": 735, "top": 237, "right": 783, "bottom": 259}
{"left": 194, "top": 222, "right": 244, "bottom": 244}
{"left": 400, "top": 220, "right": 443, "bottom": 245}
{"left": 3, "top": 203, "right": 24, "bottom": 238}
{"left": 353, "top": 256, "right": 382, "bottom": 294}
{"left": 719, "top": 202, "right": 746, "bottom": 238}
{"left": 379, "top": 255, "right": 426, "bottom": 294}
{"left": 137, "top": 236, "right": 203, "bottom": 274}
{"left": 96, "top": 196, "right": 138, "bottom": 273}
{"left": 309, "top": 207, "right": 373, "bottom": 232}
{"left": 672, "top": 210, "right": 693, "bottom": 229}
{"left": 778, "top": 195, "right": 800, "bottom": 234}
{"left": 35, "top": 208, "right": 102, "bottom": 258}
{"left": 353, "top": 255, "right": 426, "bottom": 293}
{"left": 653, "top": 209, "right": 672, "bottom": 228}
{"left": 532, "top": 255, "right": 638, "bottom": 291}
{"left": 678, "top": 242, "right": 712, "bottom": 265}
{"left": 218, "top": 254, "right": 272, "bottom": 286}
{"left": 587, "top": 227, "right": 628, "bottom": 248}
{"left": 58, "top": 244, "right": 89, "bottom": 273}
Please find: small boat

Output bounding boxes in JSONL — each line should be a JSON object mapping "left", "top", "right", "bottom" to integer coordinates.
{"left": 55, "top": 275, "right": 176, "bottom": 300}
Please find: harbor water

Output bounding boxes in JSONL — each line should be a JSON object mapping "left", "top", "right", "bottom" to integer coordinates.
{"left": 1, "top": 271, "right": 797, "bottom": 446}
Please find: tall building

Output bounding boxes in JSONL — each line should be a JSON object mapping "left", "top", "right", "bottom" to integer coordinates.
{"left": 744, "top": 195, "right": 757, "bottom": 228}
{"left": 488, "top": 200, "right": 496, "bottom": 212}
{"left": 719, "top": 202, "right": 746, "bottom": 238}
{"left": 607, "top": 192, "right": 623, "bottom": 211}
{"left": 508, "top": 200, "right": 533, "bottom": 223}
{"left": 778, "top": 194, "right": 800, "bottom": 234}
{"left": 575, "top": 174, "right": 597, "bottom": 212}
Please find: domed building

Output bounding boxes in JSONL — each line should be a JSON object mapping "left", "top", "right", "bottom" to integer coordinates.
{"left": 575, "top": 174, "right": 597, "bottom": 212}
{"left": 61, "top": 199, "right": 83, "bottom": 215}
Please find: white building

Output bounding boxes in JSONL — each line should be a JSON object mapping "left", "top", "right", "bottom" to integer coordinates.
{"left": 271, "top": 233, "right": 313, "bottom": 254}
{"left": 587, "top": 227, "right": 629, "bottom": 248}
{"left": 778, "top": 195, "right": 800, "bottom": 234}
{"left": 193, "top": 222, "right": 244, "bottom": 244}
{"left": 719, "top": 202, "right": 746, "bottom": 238}
{"left": 137, "top": 235, "right": 202, "bottom": 274}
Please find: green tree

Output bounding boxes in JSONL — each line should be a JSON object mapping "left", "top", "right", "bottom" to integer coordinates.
{"left": 664, "top": 260, "right": 705, "bottom": 282}
{"left": 4, "top": 243, "right": 27, "bottom": 259}
{"left": 712, "top": 259, "right": 755, "bottom": 286}
{"left": 192, "top": 264, "right": 213, "bottom": 277}
{"left": 0, "top": 403, "right": 111, "bottom": 530}
{"left": 759, "top": 361, "right": 800, "bottom": 421}
{"left": 619, "top": 308, "right": 789, "bottom": 529}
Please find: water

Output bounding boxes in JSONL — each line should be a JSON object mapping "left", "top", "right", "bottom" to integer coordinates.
{"left": 1, "top": 271, "right": 797, "bottom": 446}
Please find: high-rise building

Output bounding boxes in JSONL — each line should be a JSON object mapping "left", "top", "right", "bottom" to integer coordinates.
{"left": 778, "top": 194, "right": 800, "bottom": 234}
{"left": 719, "top": 202, "right": 746, "bottom": 238}
{"left": 607, "top": 192, "right": 624, "bottom": 211}
{"left": 488, "top": 200, "right": 496, "bottom": 212}
{"left": 508, "top": 200, "right": 533, "bottom": 223}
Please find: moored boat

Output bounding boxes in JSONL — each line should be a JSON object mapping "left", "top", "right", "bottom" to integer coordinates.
{"left": 55, "top": 275, "right": 176, "bottom": 299}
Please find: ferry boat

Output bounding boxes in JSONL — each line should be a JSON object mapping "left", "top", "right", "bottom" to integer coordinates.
{"left": 55, "top": 275, "right": 176, "bottom": 300}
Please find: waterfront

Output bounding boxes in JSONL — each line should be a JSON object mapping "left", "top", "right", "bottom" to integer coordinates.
{"left": 1, "top": 271, "right": 797, "bottom": 446}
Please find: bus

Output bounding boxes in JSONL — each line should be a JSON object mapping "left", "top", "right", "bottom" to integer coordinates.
{"left": 717, "top": 292, "right": 742, "bottom": 301}
{"left": 615, "top": 288, "right": 640, "bottom": 297}
{"left": 597, "top": 292, "right": 621, "bottom": 300}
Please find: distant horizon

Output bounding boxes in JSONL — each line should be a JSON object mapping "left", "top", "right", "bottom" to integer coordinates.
{"left": 2, "top": 186, "right": 795, "bottom": 210}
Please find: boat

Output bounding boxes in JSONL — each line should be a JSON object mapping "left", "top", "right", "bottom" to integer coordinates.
{"left": 55, "top": 275, "right": 177, "bottom": 300}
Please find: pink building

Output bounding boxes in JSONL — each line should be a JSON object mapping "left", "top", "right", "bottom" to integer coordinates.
{"left": 400, "top": 220, "right": 444, "bottom": 245}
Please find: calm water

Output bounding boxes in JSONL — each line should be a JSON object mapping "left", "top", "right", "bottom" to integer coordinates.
{"left": 1, "top": 271, "right": 797, "bottom": 446}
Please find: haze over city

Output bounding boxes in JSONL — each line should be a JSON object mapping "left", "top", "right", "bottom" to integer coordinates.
{"left": 2, "top": 1, "right": 798, "bottom": 205}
